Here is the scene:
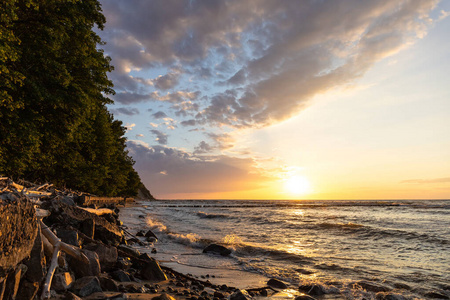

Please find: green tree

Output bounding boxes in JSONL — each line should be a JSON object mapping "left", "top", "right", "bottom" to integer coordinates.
{"left": 0, "top": 0, "right": 142, "bottom": 196}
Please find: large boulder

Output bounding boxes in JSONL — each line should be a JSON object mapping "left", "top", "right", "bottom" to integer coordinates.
{"left": 71, "top": 276, "right": 102, "bottom": 297}
{"left": 139, "top": 259, "right": 167, "bottom": 281}
{"left": 0, "top": 195, "right": 38, "bottom": 273}
{"left": 68, "top": 249, "right": 100, "bottom": 278}
{"left": 22, "top": 226, "right": 46, "bottom": 283}
{"left": 52, "top": 272, "right": 75, "bottom": 292}
{"left": 43, "top": 200, "right": 123, "bottom": 246}
{"left": 117, "top": 245, "right": 141, "bottom": 258}
{"left": 84, "top": 243, "right": 118, "bottom": 272}
{"left": 203, "top": 244, "right": 232, "bottom": 256}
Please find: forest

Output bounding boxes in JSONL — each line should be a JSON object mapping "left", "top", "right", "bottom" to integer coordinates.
{"left": 0, "top": 0, "right": 142, "bottom": 196}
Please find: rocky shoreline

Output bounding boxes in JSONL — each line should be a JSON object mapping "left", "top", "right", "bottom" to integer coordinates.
{"left": 0, "top": 178, "right": 323, "bottom": 300}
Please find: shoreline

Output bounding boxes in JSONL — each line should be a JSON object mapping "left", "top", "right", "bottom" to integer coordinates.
{"left": 0, "top": 179, "right": 316, "bottom": 300}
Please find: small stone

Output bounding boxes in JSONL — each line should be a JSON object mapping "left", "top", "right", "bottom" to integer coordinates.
{"left": 145, "top": 229, "right": 158, "bottom": 240}
{"left": 151, "top": 248, "right": 157, "bottom": 254}
{"left": 202, "top": 244, "right": 232, "bottom": 256}
{"left": 230, "top": 289, "right": 252, "bottom": 300}
{"left": 299, "top": 284, "right": 326, "bottom": 296}
{"left": 267, "top": 278, "right": 288, "bottom": 289}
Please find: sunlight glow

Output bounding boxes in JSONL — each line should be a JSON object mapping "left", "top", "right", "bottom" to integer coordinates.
{"left": 284, "top": 175, "right": 311, "bottom": 196}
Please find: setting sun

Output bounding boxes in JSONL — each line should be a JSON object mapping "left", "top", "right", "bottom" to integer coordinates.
{"left": 284, "top": 175, "right": 311, "bottom": 196}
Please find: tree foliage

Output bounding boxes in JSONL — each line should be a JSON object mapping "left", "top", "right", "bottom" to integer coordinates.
{"left": 0, "top": 0, "right": 142, "bottom": 196}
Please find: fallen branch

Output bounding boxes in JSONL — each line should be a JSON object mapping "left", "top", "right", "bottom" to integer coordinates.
{"left": 39, "top": 220, "right": 89, "bottom": 299}
{"left": 41, "top": 242, "right": 60, "bottom": 299}
{"left": 39, "top": 220, "right": 89, "bottom": 264}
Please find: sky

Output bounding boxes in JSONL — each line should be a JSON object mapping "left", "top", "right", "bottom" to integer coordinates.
{"left": 98, "top": 0, "right": 450, "bottom": 200}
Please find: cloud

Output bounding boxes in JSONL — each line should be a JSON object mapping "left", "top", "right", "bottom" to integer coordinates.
{"left": 113, "top": 92, "right": 151, "bottom": 104}
{"left": 152, "top": 111, "right": 168, "bottom": 119}
{"left": 150, "top": 91, "right": 200, "bottom": 104}
{"left": 180, "top": 120, "right": 196, "bottom": 127}
{"left": 401, "top": 177, "right": 450, "bottom": 184}
{"left": 110, "top": 107, "right": 140, "bottom": 116}
{"left": 125, "top": 123, "right": 136, "bottom": 131}
{"left": 150, "top": 129, "right": 168, "bottom": 145}
{"left": 152, "top": 72, "right": 180, "bottom": 90}
{"left": 101, "top": 0, "right": 439, "bottom": 128}
{"left": 127, "top": 141, "right": 271, "bottom": 196}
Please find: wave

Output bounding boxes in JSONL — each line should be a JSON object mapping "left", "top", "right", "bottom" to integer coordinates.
{"left": 316, "top": 222, "right": 365, "bottom": 230}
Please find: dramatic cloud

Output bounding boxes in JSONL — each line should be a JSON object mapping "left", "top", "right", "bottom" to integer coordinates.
{"left": 97, "top": 1, "right": 444, "bottom": 198}
{"left": 127, "top": 141, "right": 271, "bottom": 196}
{"left": 100, "top": 0, "right": 439, "bottom": 128}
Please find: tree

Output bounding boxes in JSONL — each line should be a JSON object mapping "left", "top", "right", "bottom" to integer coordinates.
{"left": 0, "top": 0, "right": 142, "bottom": 196}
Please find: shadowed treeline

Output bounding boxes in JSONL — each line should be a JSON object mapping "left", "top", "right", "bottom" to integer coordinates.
{"left": 0, "top": 0, "right": 142, "bottom": 196}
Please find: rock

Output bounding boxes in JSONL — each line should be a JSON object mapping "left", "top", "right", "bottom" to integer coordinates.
{"left": 127, "top": 237, "right": 140, "bottom": 245}
{"left": 52, "top": 272, "right": 75, "bottom": 292}
{"left": 424, "top": 291, "right": 450, "bottom": 299}
{"left": 299, "top": 284, "right": 326, "bottom": 296}
{"left": 4, "top": 264, "right": 27, "bottom": 300}
{"left": 118, "top": 245, "right": 141, "bottom": 258}
{"left": 16, "top": 280, "right": 40, "bottom": 300}
{"left": 57, "top": 228, "right": 80, "bottom": 247}
{"left": 136, "top": 230, "right": 145, "bottom": 237}
{"left": 68, "top": 249, "right": 100, "bottom": 278}
{"left": 84, "top": 243, "right": 118, "bottom": 272}
{"left": 22, "top": 225, "right": 46, "bottom": 283}
{"left": 152, "top": 293, "right": 177, "bottom": 300}
{"left": 230, "top": 289, "right": 252, "bottom": 300}
{"left": 111, "top": 270, "right": 131, "bottom": 282}
{"left": 151, "top": 248, "right": 157, "bottom": 254}
{"left": 356, "top": 280, "right": 391, "bottom": 293}
{"left": 61, "top": 196, "right": 76, "bottom": 206}
{"left": 64, "top": 291, "right": 82, "bottom": 300}
{"left": 295, "top": 295, "right": 317, "bottom": 300}
{"left": 71, "top": 276, "right": 102, "bottom": 297}
{"left": 139, "top": 259, "right": 168, "bottom": 281}
{"left": 81, "top": 218, "right": 95, "bottom": 239}
{"left": 0, "top": 196, "right": 38, "bottom": 272}
{"left": 98, "top": 274, "right": 119, "bottom": 291}
{"left": 202, "top": 244, "right": 232, "bottom": 256}
{"left": 139, "top": 253, "right": 153, "bottom": 261}
{"left": 267, "top": 278, "right": 288, "bottom": 289}
{"left": 377, "top": 294, "right": 408, "bottom": 300}
{"left": 145, "top": 230, "right": 158, "bottom": 240}
{"left": 44, "top": 201, "right": 123, "bottom": 246}
{"left": 214, "top": 291, "right": 226, "bottom": 298}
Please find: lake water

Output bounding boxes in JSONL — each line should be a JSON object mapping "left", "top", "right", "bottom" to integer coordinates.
{"left": 120, "top": 199, "right": 450, "bottom": 299}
